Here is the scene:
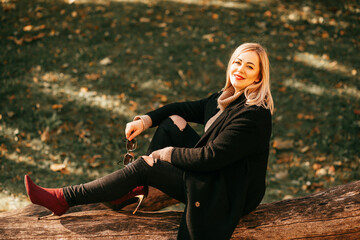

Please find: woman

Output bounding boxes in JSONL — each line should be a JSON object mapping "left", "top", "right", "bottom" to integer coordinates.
{"left": 25, "top": 42, "right": 273, "bottom": 239}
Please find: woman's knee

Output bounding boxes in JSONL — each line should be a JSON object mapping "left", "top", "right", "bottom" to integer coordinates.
{"left": 169, "top": 115, "right": 187, "bottom": 131}
{"left": 158, "top": 115, "right": 187, "bottom": 132}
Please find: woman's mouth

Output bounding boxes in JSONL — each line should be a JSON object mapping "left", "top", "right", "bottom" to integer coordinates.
{"left": 234, "top": 74, "right": 245, "bottom": 80}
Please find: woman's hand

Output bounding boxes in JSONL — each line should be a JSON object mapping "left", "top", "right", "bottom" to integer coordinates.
{"left": 125, "top": 119, "right": 144, "bottom": 141}
{"left": 149, "top": 147, "right": 173, "bottom": 163}
{"left": 141, "top": 155, "right": 157, "bottom": 167}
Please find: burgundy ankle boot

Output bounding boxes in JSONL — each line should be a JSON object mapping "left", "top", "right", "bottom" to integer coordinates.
{"left": 105, "top": 186, "right": 148, "bottom": 214}
{"left": 24, "top": 175, "right": 69, "bottom": 217}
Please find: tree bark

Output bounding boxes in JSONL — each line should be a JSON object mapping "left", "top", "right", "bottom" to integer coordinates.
{"left": 0, "top": 181, "right": 359, "bottom": 239}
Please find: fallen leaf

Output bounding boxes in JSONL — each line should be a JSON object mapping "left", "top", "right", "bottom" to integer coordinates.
{"left": 211, "top": 13, "right": 219, "bottom": 20}
{"left": 163, "top": 81, "right": 172, "bottom": 87}
{"left": 33, "top": 32, "right": 46, "bottom": 40}
{"left": 158, "top": 23, "right": 166, "bottom": 28}
{"left": 8, "top": 36, "right": 23, "bottom": 45}
{"left": 80, "top": 87, "right": 88, "bottom": 92}
{"left": 142, "top": 55, "right": 154, "bottom": 60}
{"left": 321, "top": 31, "right": 329, "bottom": 39}
{"left": 52, "top": 104, "right": 63, "bottom": 110}
{"left": 313, "top": 163, "right": 322, "bottom": 170}
{"left": 192, "top": 47, "right": 200, "bottom": 54}
{"left": 117, "top": 93, "right": 125, "bottom": 100}
{"left": 177, "top": 69, "right": 186, "bottom": 80}
{"left": 282, "top": 195, "right": 293, "bottom": 200}
{"left": 34, "top": 24, "right": 46, "bottom": 31}
{"left": 264, "top": 10, "right": 272, "bottom": 17}
{"left": 279, "top": 87, "right": 287, "bottom": 92}
{"left": 50, "top": 163, "right": 69, "bottom": 174}
{"left": 202, "top": 33, "right": 215, "bottom": 42}
{"left": 328, "top": 166, "right": 336, "bottom": 175}
{"left": 273, "top": 138, "right": 293, "bottom": 150}
{"left": 41, "top": 129, "right": 50, "bottom": 142}
{"left": 90, "top": 162, "right": 101, "bottom": 168}
{"left": 154, "top": 93, "right": 168, "bottom": 102}
{"left": 140, "top": 17, "right": 150, "bottom": 23}
{"left": 276, "top": 152, "right": 293, "bottom": 163}
{"left": 300, "top": 146, "right": 310, "bottom": 153}
{"left": 99, "top": 57, "right": 112, "bottom": 65}
{"left": 297, "top": 114, "right": 315, "bottom": 120}
{"left": 275, "top": 170, "right": 288, "bottom": 179}
{"left": 216, "top": 58, "right": 225, "bottom": 70}
{"left": 315, "top": 168, "right": 327, "bottom": 177}
{"left": 9, "top": 95, "right": 15, "bottom": 102}
{"left": 85, "top": 73, "right": 100, "bottom": 80}
{"left": 129, "top": 100, "right": 137, "bottom": 111}
{"left": 23, "top": 25, "right": 33, "bottom": 31}
{"left": 3, "top": 3, "right": 16, "bottom": 11}
{"left": 316, "top": 156, "right": 326, "bottom": 162}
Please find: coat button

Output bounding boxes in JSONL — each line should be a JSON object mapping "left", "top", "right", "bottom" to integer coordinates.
{"left": 195, "top": 201, "right": 200, "bottom": 207}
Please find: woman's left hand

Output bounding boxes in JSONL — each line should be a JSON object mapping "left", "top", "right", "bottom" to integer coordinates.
{"left": 141, "top": 155, "right": 157, "bottom": 167}
{"left": 149, "top": 147, "right": 173, "bottom": 163}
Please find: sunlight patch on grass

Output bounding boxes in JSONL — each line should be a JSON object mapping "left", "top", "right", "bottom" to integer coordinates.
{"left": 284, "top": 78, "right": 360, "bottom": 99}
{"left": 0, "top": 192, "right": 29, "bottom": 212}
{"left": 33, "top": 71, "right": 136, "bottom": 119}
{"left": 0, "top": 126, "right": 105, "bottom": 181}
{"left": 1, "top": 124, "right": 53, "bottom": 164}
{"left": 293, "top": 52, "right": 357, "bottom": 77}
{"left": 69, "top": 0, "right": 266, "bottom": 9}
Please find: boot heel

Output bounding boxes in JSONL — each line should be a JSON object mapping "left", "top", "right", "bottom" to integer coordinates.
{"left": 132, "top": 194, "right": 145, "bottom": 214}
{"left": 38, "top": 213, "right": 54, "bottom": 220}
{"left": 106, "top": 186, "right": 148, "bottom": 214}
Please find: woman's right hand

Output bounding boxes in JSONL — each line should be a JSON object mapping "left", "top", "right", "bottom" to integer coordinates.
{"left": 125, "top": 119, "right": 144, "bottom": 141}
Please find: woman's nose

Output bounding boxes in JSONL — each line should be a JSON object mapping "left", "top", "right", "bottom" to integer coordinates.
{"left": 239, "top": 64, "right": 245, "bottom": 73}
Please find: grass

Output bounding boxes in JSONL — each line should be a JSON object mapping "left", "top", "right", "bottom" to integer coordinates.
{"left": 0, "top": 0, "right": 359, "bottom": 211}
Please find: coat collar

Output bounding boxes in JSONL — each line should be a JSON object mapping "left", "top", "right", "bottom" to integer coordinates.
{"left": 194, "top": 93, "right": 247, "bottom": 147}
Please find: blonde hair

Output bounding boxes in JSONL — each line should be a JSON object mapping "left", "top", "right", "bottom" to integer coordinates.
{"left": 223, "top": 43, "right": 274, "bottom": 114}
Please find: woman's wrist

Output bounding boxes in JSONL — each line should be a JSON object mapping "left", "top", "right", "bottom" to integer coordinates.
{"left": 133, "top": 115, "right": 152, "bottom": 130}
{"left": 161, "top": 146, "right": 174, "bottom": 163}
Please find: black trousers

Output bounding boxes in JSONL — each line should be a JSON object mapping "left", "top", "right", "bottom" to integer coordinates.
{"left": 63, "top": 118, "right": 200, "bottom": 207}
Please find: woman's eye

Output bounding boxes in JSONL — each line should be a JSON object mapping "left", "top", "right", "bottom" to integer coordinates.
{"left": 248, "top": 65, "right": 254, "bottom": 69}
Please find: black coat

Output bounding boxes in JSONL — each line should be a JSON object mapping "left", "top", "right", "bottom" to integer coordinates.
{"left": 147, "top": 92, "right": 272, "bottom": 240}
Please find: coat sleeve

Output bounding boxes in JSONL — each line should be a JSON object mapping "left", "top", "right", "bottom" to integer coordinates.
{"left": 170, "top": 107, "right": 271, "bottom": 172}
{"left": 146, "top": 92, "right": 219, "bottom": 127}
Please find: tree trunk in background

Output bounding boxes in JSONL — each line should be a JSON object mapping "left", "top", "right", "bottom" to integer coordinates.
{"left": 0, "top": 181, "right": 359, "bottom": 239}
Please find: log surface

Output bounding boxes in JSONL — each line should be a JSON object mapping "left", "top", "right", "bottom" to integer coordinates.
{"left": 0, "top": 181, "right": 359, "bottom": 239}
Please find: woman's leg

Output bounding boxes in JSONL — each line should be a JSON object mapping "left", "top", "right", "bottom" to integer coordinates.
{"left": 146, "top": 117, "right": 200, "bottom": 155}
{"left": 63, "top": 117, "right": 200, "bottom": 207}
{"left": 63, "top": 157, "right": 186, "bottom": 206}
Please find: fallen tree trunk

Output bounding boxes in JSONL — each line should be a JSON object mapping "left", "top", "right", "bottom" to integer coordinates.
{"left": 0, "top": 181, "right": 359, "bottom": 239}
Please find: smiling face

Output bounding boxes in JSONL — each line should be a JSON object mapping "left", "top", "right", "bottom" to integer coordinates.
{"left": 229, "top": 51, "right": 261, "bottom": 93}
